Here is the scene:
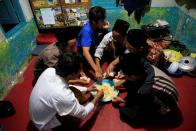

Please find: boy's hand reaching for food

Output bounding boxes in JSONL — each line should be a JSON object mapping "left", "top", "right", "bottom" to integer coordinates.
{"left": 96, "top": 89, "right": 104, "bottom": 99}
{"left": 87, "top": 85, "right": 98, "bottom": 92}
{"left": 112, "top": 96, "right": 125, "bottom": 104}
{"left": 114, "top": 79, "right": 125, "bottom": 90}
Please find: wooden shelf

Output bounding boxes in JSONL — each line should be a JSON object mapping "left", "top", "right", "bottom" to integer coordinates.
{"left": 29, "top": 0, "right": 91, "bottom": 31}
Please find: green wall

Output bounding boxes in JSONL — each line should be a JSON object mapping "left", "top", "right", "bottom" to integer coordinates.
{"left": 92, "top": 0, "right": 196, "bottom": 53}
{"left": 0, "top": 19, "right": 38, "bottom": 95}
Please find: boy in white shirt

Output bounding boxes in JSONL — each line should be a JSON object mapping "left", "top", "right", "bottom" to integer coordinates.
{"left": 94, "top": 19, "right": 130, "bottom": 81}
{"left": 29, "top": 51, "right": 104, "bottom": 131}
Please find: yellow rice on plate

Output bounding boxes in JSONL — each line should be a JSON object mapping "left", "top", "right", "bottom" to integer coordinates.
{"left": 91, "top": 83, "right": 118, "bottom": 101}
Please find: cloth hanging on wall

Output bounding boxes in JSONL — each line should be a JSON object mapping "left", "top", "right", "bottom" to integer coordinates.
{"left": 122, "top": 0, "right": 151, "bottom": 23}
{"left": 116, "top": 0, "right": 124, "bottom": 7}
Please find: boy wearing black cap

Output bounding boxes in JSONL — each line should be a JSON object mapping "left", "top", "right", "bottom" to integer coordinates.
{"left": 105, "top": 29, "right": 149, "bottom": 76}
{"left": 94, "top": 19, "right": 130, "bottom": 81}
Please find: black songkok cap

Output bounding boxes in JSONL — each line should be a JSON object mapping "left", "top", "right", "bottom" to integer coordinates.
{"left": 112, "top": 19, "right": 130, "bottom": 36}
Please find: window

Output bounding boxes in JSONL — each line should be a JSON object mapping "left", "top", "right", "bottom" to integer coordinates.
{"left": 0, "top": 0, "right": 25, "bottom": 34}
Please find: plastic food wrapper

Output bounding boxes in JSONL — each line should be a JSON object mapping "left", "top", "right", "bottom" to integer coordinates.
{"left": 103, "top": 72, "right": 115, "bottom": 79}
{"left": 80, "top": 76, "right": 90, "bottom": 83}
{"left": 163, "top": 49, "right": 183, "bottom": 62}
{"left": 190, "top": 53, "right": 196, "bottom": 58}
{"left": 156, "top": 19, "right": 169, "bottom": 26}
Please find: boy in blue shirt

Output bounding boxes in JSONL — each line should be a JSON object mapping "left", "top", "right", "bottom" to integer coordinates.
{"left": 76, "top": 6, "right": 110, "bottom": 74}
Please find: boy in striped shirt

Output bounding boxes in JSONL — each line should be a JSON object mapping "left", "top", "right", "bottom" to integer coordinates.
{"left": 113, "top": 53, "right": 178, "bottom": 122}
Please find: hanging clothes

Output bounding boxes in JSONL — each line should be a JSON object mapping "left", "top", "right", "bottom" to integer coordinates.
{"left": 116, "top": 0, "right": 124, "bottom": 7}
{"left": 123, "top": 0, "right": 151, "bottom": 23}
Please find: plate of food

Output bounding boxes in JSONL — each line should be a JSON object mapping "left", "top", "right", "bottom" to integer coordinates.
{"left": 90, "top": 79, "right": 119, "bottom": 102}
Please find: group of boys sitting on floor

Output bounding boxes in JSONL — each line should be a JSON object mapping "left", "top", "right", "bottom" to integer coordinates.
{"left": 29, "top": 6, "right": 178, "bottom": 131}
